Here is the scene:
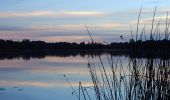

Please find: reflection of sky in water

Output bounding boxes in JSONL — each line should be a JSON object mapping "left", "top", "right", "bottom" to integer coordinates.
{"left": 0, "top": 55, "right": 128, "bottom": 100}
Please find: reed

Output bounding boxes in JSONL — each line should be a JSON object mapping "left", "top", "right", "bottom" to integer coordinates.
{"left": 133, "top": 7, "right": 170, "bottom": 42}
{"left": 67, "top": 56, "right": 170, "bottom": 100}
{"left": 65, "top": 7, "right": 170, "bottom": 100}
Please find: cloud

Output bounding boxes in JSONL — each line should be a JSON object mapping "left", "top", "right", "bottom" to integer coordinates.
{"left": 130, "top": 15, "right": 170, "bottom": 25}
{"left": 0, "top": 25, "right": 28, "bottom": 31}
{"left": 0, "top": 11, "right": 55, "bottom": 18}
{"left": 62, "top": 11, "right": 104, "bottom": 17}
{"left": 0, "top": 22, "right": 126, "bottom": 32}
{"left": 30, "top": 23, "right": 125, "bottom": 32}
{"left": 0, "top": 22, "right": 127, "bottom": 43}
{"left": 112, "top": 7, "right": 170, "bottom": 19}
{"left": 41, "top": 35, "right": 92, "bottom": 42}
{"left": 0, "top": 11, "right": 106, "bottom": 18}
{"left": 128, "top": 7, "right": 170, "bottom": 26}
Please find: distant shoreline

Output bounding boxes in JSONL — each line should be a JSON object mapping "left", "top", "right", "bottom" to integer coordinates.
{"left": 0, "top": 39, "right": 170, "bottom": 50}
{"left": 0, "top": 39, "right": 170, "bottom": 59}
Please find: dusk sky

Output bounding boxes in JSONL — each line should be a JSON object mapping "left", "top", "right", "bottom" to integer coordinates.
{"left": 0, "top": 0, "right": 170, "bottom": 42}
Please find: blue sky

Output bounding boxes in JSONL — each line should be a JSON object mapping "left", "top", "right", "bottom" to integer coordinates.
{"left": 0, "top": 0, "right": 170, "bottom": 42}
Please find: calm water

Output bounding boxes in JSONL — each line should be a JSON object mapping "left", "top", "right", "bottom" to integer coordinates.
{"left": 0, "top": 54, "right": 169, "bottom": 100}
{"left": 0, "top": 54, "right": 127, "bottom": 100}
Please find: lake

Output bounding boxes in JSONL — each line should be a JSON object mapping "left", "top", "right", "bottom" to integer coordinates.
{"left": 0, "top": 54, "right": 169, "bottom": 100}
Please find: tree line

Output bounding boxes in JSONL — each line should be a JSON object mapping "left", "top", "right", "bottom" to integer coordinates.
{"left": 0, "top": 39, "right": 170, "bottom": 52}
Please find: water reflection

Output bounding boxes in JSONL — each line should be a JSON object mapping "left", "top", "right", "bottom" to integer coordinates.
{"left": 0, "top": 54, "right": 169, "bottom": 100}
{"left": 0, "top": 55, "right": 91, "bottom": 100}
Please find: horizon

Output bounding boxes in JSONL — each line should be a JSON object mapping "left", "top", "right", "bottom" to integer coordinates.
{"left": 0, "top": 1, "right": 170, "bottom": 100}
{"left": 0, "top": 0, "right": 170, "bottom": 43}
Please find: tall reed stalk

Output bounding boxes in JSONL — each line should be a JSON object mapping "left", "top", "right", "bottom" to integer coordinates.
{"left": 65, "top": 7, "right": 170, "bottom": 100}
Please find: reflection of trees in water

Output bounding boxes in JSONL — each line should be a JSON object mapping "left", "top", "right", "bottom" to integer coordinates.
{"left": 0, "top": 51, "right": 106, "bottom": 60}
{"left": 1, "top": 50, "right": 170, "bottom": 60}
{"left": 71, "top": 57, "right": 170, "bottom": 100}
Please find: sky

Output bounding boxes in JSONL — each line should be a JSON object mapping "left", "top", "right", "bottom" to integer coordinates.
{"left": 0, "top": 0, "right": 170, "bottom": 43}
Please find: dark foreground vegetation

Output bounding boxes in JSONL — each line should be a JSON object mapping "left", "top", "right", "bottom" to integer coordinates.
{"left": 65, "top": 56, "right": 170, "bottom": 100}
{"left": 64, "top": 7, "right": 170, "bottom": 100}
